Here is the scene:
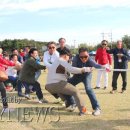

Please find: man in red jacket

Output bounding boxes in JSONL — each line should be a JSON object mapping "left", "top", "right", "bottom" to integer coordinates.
{"left": 95, "top": 40, "right": 112, "bottom": 89}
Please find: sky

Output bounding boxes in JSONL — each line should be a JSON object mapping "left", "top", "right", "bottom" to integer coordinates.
{"left": 0, "top": 0, "right": 130, "bottom": 46}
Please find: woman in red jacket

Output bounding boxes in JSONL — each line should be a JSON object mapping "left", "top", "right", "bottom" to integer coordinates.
{"left": 0, "top": 48, "right": 16, "bottom": 111}
{"left": 95, "top": 40, "right": 112, "bottom": 89}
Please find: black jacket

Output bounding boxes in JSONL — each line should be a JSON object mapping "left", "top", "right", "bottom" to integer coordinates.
{"left": 107, "top": 48, "right": 129, "bottom": 69}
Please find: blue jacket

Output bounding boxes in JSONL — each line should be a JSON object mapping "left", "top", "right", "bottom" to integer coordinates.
{"left": 72, "top": 54, "right": 102, "bottom": 76}
{"left": 107, "top": 48, "right": 129, "bottom": 69}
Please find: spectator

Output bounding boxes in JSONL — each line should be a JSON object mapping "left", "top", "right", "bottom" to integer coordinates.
{"left": 43, "top": 41, "right": 59, "bottom": 68}
{"left": 57, "top": 38, "right": 70, "bottom": 56}
{"left": 23, "top": 46, "right": 30, "bottom": 61}
{"left": 95, "top": 40, "right": 112, "bottom": 89}
{"left": 107, "top": 40, "right": 129, "bottom": 94}
{"left": 11, "top": 48, "right": 23, "bottom": 63}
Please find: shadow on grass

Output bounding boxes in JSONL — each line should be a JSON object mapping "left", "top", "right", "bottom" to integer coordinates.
{"left": 117, "top": 108, "right": 130, "bottom": 112}
{"left": 0, "top": 105, "right": 130, "bottom": 130}
{"left": 45, "top": 118, "right": 130, "bottom": 130}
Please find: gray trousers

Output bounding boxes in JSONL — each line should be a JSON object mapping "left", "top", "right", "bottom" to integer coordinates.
{"left": 45, "top": 81, "right": 85, "bottom": 112}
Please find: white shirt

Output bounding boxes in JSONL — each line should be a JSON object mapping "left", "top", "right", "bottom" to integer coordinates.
{"left": 6, "top": 61, "right": 21, "bottom": 77}
{"left": 46, "top": 58, "right": 83, "bottom": 84}
{"left": 43, "top": 50, "right": 59, "bottom": 68}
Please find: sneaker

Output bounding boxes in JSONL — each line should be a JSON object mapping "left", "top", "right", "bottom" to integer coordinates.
{"left": 103, "top": 86, "right": 107, "bottom": 90}
{"left": 92, "top": 108, "right": 101, "bottom": 116}
{"left": 66, "top": 104, "right": 77, "bottom": 112}
{"left": 121, "top": 90, "right": 126, "bottom": 94}
{"left": 94, "top": 86, "right": 100, "bottom": 89}
{"left": 25, "top": 94, "right": 31, "bottom": 100}
{"left": 79, "top": 106, "right": 87, "bottom": 116}
{"left": 18, "top": 93, "right": 31, "bottom": 99}
{"left": 39, "top": 98, "right": 48, "bottom": 103}
{"left": 110, "top": 90, "right": 117, "bottom": 94}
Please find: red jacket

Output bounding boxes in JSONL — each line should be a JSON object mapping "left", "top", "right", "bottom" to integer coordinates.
{"left": 95, "top": 47, "right": 112, "bottom": 65}
{"left": 0, "top": 54, "right": 15, "bottom": 71}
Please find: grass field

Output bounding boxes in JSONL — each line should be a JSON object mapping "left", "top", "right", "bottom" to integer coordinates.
{"left": 0, "top": 64, "right": 130, "bottom": 130}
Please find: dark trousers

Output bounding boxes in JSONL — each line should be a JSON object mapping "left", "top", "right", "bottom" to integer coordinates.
{"left": 0, "top": 82, "right": 8, "bottom": 107}
{"left": 4, "top": 76, "right": 18, "bottom": 88}
{"left": 17, "top": 80, "right": 43, "bottom": 100}
{"left": 112, "top": 71, "right": 127, "bottom": 90}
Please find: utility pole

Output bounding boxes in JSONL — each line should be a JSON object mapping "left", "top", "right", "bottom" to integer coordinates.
{"left": 74, "top": 40, "right": 76, "bottom": 48}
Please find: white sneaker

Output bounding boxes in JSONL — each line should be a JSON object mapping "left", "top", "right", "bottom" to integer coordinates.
{"left": 92, "top": 108, "right": 101, "bottom": 116}
{"left": 25, "top": 94, "right": 31, "bottom": 100}
{"left": 38, "top": 98, "right": 48, "bottom": 103}
{"left": 66, "top": 104, "right": 77, "bottom": 112}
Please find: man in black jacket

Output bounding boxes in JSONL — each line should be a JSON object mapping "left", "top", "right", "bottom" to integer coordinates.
{"left": 18, "top": 48, "right": 48, "bottom": 103}
{"left": 107, "top": 40, "right": 129, "bottom": 93}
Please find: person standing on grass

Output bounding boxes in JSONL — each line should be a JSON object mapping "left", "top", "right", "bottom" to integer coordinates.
{"left": 106, "top": 40, "right": 129, "bottom": 94}
{"left": 68, "top": 47, "right": 107, "bottom": 116}
{"left": 18, "top": 48, "right": 48, "bottom": 103}
{"left": 43, "top": 42, "right": 75, "bottom": 109}
{"left": 95, "top": 40, "right": 112, "bottom": 89}
{"left": 57, "top": 38, "right": 70, "bottom": 56}
{"left": 45, "top": 49, "right": 93, "bottom": 116}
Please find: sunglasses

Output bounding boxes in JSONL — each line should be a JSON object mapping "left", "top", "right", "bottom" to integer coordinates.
{"left": 102, "top": 43, "right": 107, "bottom": 45}
{"left": 49, "top": 47, "right": 55, "bottom": 49}
{"left": 79, "top": 56, "right": 88, "bottom": 59}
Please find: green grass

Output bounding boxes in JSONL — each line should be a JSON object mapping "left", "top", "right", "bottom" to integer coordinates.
{"left": 0, "top": 64, "right": 130, "bottom": 130}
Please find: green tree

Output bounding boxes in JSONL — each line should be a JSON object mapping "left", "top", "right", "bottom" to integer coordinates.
{"left": 122, "top": 35, "right": 130, "bottom": 49}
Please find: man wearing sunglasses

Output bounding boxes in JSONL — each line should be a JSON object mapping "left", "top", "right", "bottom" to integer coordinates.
{"left": 43, "top": 41, "right": 59, "bottom": 68}
{"left": 95, "top": 40, "right": 112, "bottom": 89}
{"left": 43, "top": 42, "right": 76, "bottom": 108}
{"left": 68, "top": 47, "right": 105, "bottom": 116}
{"left": 45, "top": 49, "right": 92, "bottom": 115}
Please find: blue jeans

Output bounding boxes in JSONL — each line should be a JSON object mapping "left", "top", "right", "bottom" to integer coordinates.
{"left": 68, "top": 73, "right": 100, "bottom": 110}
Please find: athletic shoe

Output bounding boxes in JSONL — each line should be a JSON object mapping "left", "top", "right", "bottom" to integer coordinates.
{"left": 121, "top": 90, "right": 126, "bottom": 94}
{"left": 94, "top": 86, "right": 100, "bottom": 89}
{"left": 92, "top": 108, "right": 101, "bottom": 116}
{"left": 39, "top": 98, "right": 48, "bottom": 103}
{"left": 25, "top": 94, "right": 31, "bottom": 100}
{"left": 79, "top": 106, "right": 87, "bottom": 116}
{"left": 110, "top": 90, "right": 117, "bottom": 94}
{"left": 66, "top": 104, "right": 77, "bottom": 112}
{"left": 103, "top": 86, "right": 107, "bottom": 90}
